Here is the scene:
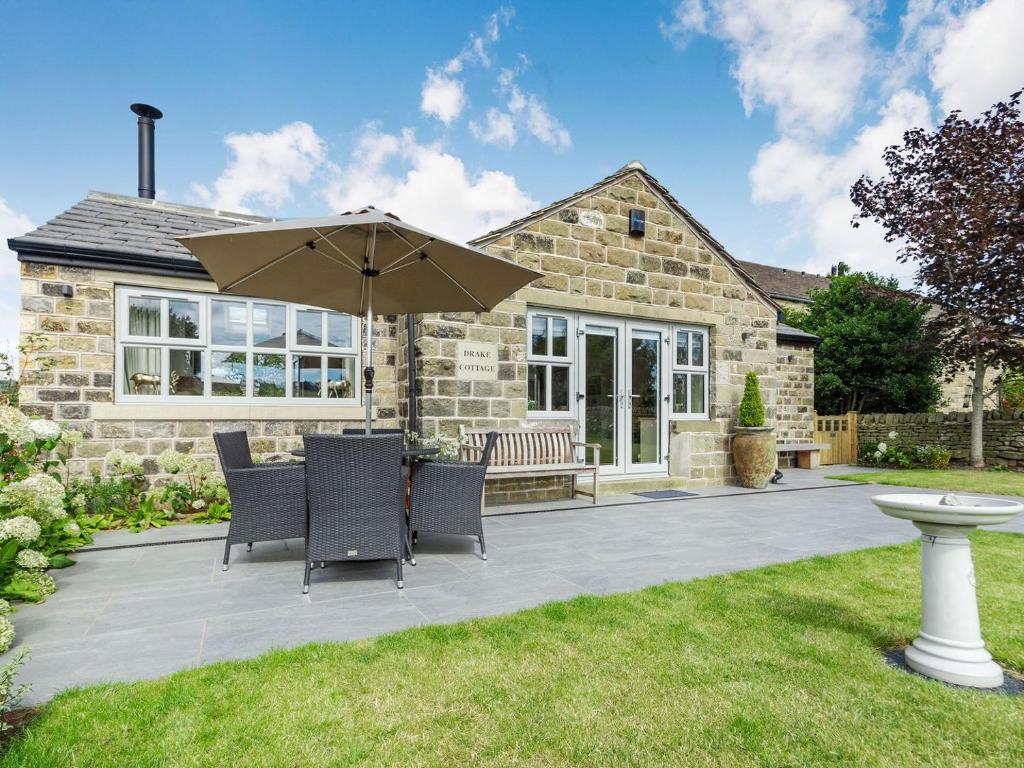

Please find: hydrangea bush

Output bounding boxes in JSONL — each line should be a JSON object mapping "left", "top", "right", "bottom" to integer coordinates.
{"left": 860, "top": 430, "right": 952, "bottom": 469}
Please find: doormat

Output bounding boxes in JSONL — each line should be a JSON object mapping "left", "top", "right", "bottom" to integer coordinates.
{"left": 634, "top": 490, "right": 698, "bottom": 499}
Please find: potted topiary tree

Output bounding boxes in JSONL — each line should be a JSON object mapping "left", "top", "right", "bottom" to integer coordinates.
{"left": 732, "top": 371, "right": 775, "bottom": 488}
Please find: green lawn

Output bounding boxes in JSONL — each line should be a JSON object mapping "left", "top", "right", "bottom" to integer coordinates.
{"left": 4, "top": 533, "right": 1024, "bottom": 767}
{"left": 829, "top": 468, "right": 1024, "bottom": 496}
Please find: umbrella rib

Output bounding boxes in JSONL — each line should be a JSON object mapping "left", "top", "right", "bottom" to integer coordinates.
{"left": 313, "top": 227, "right": 362, "bottom": 271}
{"left": 378, "top": 242, "right": 432, "bottom": 275}
{"left": 424, "top": 258, "right": 488, "bottom": 311}
{"left": 223, "top": 241, "right": 309, "bottom": 292}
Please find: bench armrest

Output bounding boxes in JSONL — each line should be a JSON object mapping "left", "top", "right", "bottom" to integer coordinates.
{"left": 571, "top": 441, "right": 602, "bottom": 450}
{"left": 570, "top": 441, "right": 601, "bottom": 467}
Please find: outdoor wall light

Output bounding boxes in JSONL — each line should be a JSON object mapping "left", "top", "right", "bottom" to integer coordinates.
{"left": 60, "top": 284, "right": 74, "bottom": 298}
{"left": 628, "top": 208, "right": 645, "bottom": 237}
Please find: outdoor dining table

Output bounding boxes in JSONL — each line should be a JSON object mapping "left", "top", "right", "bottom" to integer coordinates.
{"left": 289, "top": 447, "right": 441, "bottom": 460}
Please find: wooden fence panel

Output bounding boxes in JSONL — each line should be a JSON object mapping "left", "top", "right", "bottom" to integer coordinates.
{"left": 813, "top": 411, "right": 858, "bottom": 465}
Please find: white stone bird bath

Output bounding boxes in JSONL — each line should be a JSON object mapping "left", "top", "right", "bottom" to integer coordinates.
{"left": 872, "top": 492, "right": 1022, "bottom": 688}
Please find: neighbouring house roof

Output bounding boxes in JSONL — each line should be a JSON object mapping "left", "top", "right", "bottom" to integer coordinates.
{"left": 8, "top": 191, "right": 270, "bottom": 277}
{"left": 736, "top": 260, "right": 831, "bottom": 304}
{"left": 470, "top": 161, "right": 781, "bottom": 313}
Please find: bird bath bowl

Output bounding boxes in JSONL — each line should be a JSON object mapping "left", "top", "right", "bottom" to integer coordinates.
{"left": 872, "top": 493, "right": 1023, "bottom": 688}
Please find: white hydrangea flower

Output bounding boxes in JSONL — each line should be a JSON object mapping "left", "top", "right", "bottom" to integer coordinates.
{"left": 106, "top": 448, "right": 144, "bottom": 476}
{"left": 65, "top": 520, "right": 81, "bottom": 536}
{"left": 888, "top": 431, "right": 898, "bottom": 440}
{"left": 0, "top": 516, "right": 41, "bottom": 544}
{"left": 28, "top": 419, "right": 61, "bottom": 441}
{"left": 877, "top": 442, "right": 888, "bottom": 453}
{"left": 15, "top": 549, "right": 49, "bottom": 571}
{"left": 0, "top": 616, "right": 13, "bottom": 654}
{"left": 874, "top": 450, "right": 883, "bottom": 459}
{"left": 61, "top": 429, "right": 84, "bottom": 447}
{"left": 0, "top": 599, "right": 11, "bottom": 616}
{"left": 71, "top": 493, "right": 87, "bottom": 511}
{"left": 191, "top": 499, "right": 206, "bottom": 510}
{"left": 157, "top": 448, "right": 212, "bottom": 477}
{"left": 0, "top": 474, "right": 67, "bottom": 524}
{"left": 0, "top": 405, "right": 32, "bottom": 444}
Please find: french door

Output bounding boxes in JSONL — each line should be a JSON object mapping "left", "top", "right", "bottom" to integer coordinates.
{"left": 577, "top": 315, "right": 668, "bottom": 476}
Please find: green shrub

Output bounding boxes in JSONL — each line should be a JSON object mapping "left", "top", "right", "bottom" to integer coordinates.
{"left": 860, "top": 431, "right": 951, "bottom": 469}
{"left": 738, "top": 372, "right": 766, "bottom": 428}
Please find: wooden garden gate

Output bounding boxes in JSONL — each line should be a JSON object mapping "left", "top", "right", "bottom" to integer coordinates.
{"left": 813, "top": 412, "right": 858, "bottom": 465}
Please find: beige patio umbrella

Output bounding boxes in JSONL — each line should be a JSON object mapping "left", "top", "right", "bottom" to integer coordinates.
{"left": 177, "top": 207, "right": 540, "bottom": 432}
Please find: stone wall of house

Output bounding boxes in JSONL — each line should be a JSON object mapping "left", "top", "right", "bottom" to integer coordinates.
{"left": 859, "top": 410, "right": 1024, "bottom": 468}
{"left": 18, "top": 262, "right": 400, "bottom": 478}
{"left": 773, "top": 341, "right": 816, "bottom": 469}
{"left": 937, "top": 366, "right": 1003, "bottom": 412}
{"left": 413, "top": 172, "right": 805, "bottom": 490}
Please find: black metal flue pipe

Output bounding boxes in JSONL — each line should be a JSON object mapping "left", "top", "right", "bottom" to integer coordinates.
{"left": 131, "top": 103, "right": 163, "bottom": 199}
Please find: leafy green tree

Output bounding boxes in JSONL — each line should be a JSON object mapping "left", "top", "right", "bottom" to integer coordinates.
{"left": 1001, "top": 368, "right": 1024, "bottom": 409}
{"left": 787, "top": 272, "right": 940, "bottom": 414}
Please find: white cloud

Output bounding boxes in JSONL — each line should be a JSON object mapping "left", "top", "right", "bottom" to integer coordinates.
{"left": 420, "top": 69, "right": 468, "bottom": 126}
{"left": 469, "top": 108, "right": 518, "bottom": 147}
{"left": 189, "top": 122, "right": 326, "bottom": 213}
{"left": 471, "top": 66, "right": 571, "bottom": 149}
{"left": 750, "top": 90, "right": 934, "bottom": 277}
{"left": 930, "top": 0, "right": 1024, "bottom": 115}
{"left": 420, "top": 8, "right": 515, "bottom": 125}
{"left": 0, "top": 198, "right": 34, "bottom": 373}
{"left": 663, "top": 0, "right": 873, "bottom": 137}
{"left": 322, "top": 125, "right": 537, "bottom": 243}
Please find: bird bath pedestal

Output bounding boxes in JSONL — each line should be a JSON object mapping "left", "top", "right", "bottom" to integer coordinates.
{"left": 872, "top": 493, "right": 1022, "bottom": 688}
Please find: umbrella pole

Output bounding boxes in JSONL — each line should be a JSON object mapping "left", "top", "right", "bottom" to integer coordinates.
{"left": 364, "top": 298, "right": 373, "bottom": 435}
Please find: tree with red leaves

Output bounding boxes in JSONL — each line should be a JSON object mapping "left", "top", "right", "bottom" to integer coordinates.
{"left": 851, "top": 89, "right": 1024, "bottom": 467}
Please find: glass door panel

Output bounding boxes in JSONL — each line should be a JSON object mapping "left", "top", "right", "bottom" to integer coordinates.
{"left": 628, "top": 330, "right": 661, "bottom": 468}
{"left": 583, "top": 326, "right": 619, "bottom": 470}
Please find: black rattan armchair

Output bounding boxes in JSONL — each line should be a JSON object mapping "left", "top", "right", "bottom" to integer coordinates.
{"left": 302, "top": 433, "right": 407, "bottom": 593}
{"left": 409, "top": 431, "right": 497, "bottom": 560}
{"left": 214, "top": 431, "right": 308, "bottom": 571}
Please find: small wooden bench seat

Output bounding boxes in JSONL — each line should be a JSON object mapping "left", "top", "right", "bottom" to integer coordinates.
{"left": 460, "top": 426, "right": 601, "bottom": 503}
{"left": 775, "top": 442, "right": 830, "bottom": 469}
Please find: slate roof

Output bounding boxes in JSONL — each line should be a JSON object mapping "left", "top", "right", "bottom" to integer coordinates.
{"left": 776, "top": 322, "right": 821, "bottom": 345}
{"left": 8, "top": 191, "right": 270, "bottom": 274}
{"left": 736, "top": 260, "right": 831, "bottom": 304}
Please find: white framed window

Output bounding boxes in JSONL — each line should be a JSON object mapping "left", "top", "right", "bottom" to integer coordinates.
{"left": 115, "top": 286, "right": 360, "bottom": 405}
{"left": 670, "top": 326, "right": 709, "bottom": 419}
{"left": 527, "top": 309, "right": 574, "bottom": 416}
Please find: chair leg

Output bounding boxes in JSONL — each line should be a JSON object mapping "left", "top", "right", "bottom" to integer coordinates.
{"left": 246, "top": 542, "right": 253, "bottom": 552}
{"left": 406, "top": 530, "right": 416, "bottom": 566}
{"left": 478, "top": 533, "right": 487, "bottom": 561}
{"left": 302, "top": 560, "right": 312, "bottom": 594}
{"left": 222, "top": 539, "right": 231, "bottom": 572}
{"left": 396, "top": 558, "right": 404, "bottom": 589}
{"left": 320, "top": 561, "right": 326, "bottom": 568}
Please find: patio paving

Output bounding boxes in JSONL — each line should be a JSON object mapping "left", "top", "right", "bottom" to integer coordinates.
{"left": 8, "top": 467, "right": 1023, "bottom": 705}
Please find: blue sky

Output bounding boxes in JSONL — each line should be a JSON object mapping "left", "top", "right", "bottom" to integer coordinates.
{"left": 2, "top": 1, "right": 1022, "bottom": 357}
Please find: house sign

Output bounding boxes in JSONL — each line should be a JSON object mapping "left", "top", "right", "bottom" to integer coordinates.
{"left": 455, "top": 341, "right": 499, "bottom": 380}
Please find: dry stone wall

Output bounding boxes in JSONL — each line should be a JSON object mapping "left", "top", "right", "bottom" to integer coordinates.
{"left": 859, "top": 411, "right": 1024, "bottom": 468}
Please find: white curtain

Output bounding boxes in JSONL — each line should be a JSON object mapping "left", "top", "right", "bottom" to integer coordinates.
{"left": 125, "top": 303, "right": 161, "bottom": 394}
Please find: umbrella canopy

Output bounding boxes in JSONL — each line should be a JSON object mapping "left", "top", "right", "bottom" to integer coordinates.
{"left": 177, "top": 207, "right": 541, "bottom": 431}
{"left": 176, "top": 207, "right": 539, "bottom": 316}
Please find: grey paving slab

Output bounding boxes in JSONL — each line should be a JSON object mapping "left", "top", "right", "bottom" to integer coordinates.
{"left": 6, "top": 472, "right": 1023, "bottom": 706}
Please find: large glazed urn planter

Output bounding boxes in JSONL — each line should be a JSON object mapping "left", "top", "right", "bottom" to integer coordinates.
{"left": 732, "top": 426, "right": 776, "bottom": 489}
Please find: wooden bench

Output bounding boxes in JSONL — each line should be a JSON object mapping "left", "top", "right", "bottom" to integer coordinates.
{"left": 460, "top": 426, "right": 602, "bottom": 504}
{"left": 775, "top": 442, "right": 830, "bottom": 469}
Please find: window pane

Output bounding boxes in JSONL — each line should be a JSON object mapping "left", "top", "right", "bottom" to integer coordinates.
{"left": 551, "top": 318, "right": 568, "bottom": 357}
{"left": 326, "top": 356, "right": 356, "bottom": 399}
{"left": 168, "top": 299, "right": 199, "bottom": 339}
{"left": 252, "top": 303, "right": 286, "bottom": 348}
{"left": 690, "top": 373, "right": 706, "bottom": 415}
{"left": 672, "top": 372, "right": 688, "bottom": 414}
{"left": 128, "top": 297, "right": 160, "bottom": 337}
{"left": 123, "top": 347, "right": 161, "bottom": 395}
{"left": 551, "top": 366, "right": 570, "bottom": 411}
{"left": 527, "top": 364, "right": 547, "bottom": 411}
{"left": 327, "top": 314, "right": 353, "bottom": 348}
{"left": 691, "top": 332, "right": 705, "bottom": 368}
{"left": 531, "top": 316, "right": 548, "bottom": 357}
{"left": 292, "top": 355, "right": 321, "bottom": 398}
{"left": 212, "top": 300, "right": 247, "bottom": 346}
{"left": 211, "top": 351, "right": 247, "bottom": 397}
{"left": 675, "top": 331, "right": 689, "bottom": 366}
{"left": 296, "top": 310, "right": 323, "bottom": 346}
{"left": 169, "top": 349, "right": 203, "bottom": 396}
{"left": 253, "top": 354, "right": 286, "bottom": 397}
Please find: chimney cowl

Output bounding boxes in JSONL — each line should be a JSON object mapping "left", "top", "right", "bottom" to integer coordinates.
{"left": 131, "top": 103, "right": 162, "bottom": 199}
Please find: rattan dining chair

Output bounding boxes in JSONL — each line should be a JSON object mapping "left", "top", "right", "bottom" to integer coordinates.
{"left": 214, "top": 431, "right": 308, "bottom": 571}
{"left": 302, "top": 433, "right": 407, "bottom": 593}
{"left": 409, "top": 431, "right": 498, "bottom": 560}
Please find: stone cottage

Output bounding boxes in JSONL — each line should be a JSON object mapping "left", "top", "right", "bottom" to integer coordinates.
{"left": 9, "top": 160, "right": 818, "bottom": 498}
